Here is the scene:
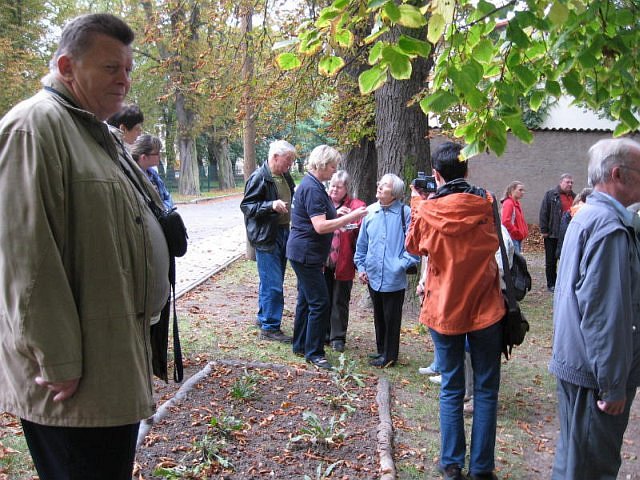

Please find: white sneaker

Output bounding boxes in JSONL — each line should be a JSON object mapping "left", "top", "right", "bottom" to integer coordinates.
{"left": 428, "top": 375, "right": 442, "bottom": 384}
{"left": 418, "top": 366, "right": 438, "bottom": 375}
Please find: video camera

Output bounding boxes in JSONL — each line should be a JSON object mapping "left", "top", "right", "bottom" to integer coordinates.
{"left": 412, "top": 171, "right": 437, "bottom": 193}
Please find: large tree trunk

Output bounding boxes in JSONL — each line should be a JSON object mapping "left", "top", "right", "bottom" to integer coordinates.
{"left": 374, "top": 26, "right": 432, "bottom": 197}
{"left": 176, "top": 91, "right": 200, "bottom": 195}
{"left": 214, "top": 136, "right": 235, "bottom": 190}
{"left": 343, "top": 137, "right": 378, "bottom": 204}
{"left": 240, "top": 4, "right": 256, "bottom": 259}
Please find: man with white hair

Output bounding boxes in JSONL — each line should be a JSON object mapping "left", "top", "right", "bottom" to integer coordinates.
{"left": 549, "top": 138, "right": 640, "bottom": 479}
{"left": 241, "top": 140, "right": 297, "bottom": 342}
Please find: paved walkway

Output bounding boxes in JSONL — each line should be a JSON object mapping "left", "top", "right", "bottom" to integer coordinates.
{"left": 173, "top": 195, "right": 247, "bottom": 297}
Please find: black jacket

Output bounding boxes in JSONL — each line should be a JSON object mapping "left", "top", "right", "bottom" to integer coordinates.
{"left": 539, "top": 186, "right": 575, "bottom": 238}
{"left": 240, "top": 163, "right": 295, "bottom": 251}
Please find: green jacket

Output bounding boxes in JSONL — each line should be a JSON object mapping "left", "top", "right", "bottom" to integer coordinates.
{"left": 0, "top": 76, "right": 170, "bottom": 427}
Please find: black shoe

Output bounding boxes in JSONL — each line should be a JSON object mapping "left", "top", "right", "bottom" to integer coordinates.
{"left": 369, "top": 357, "right": 395, "bottom": 368}
{"left": 439, "top": 464, "right": 465, "bottom": 480}
{"left": 331, "top": 340, "right": 345, "bottom": 352}
{"left": 259, "top": 329, "right": 292, "bottom": 343}
{"left": 470, "top": 473, "right": 497, "bottom": 480}
{"left": 293, "top": 350, "right": 305, "bottom": 358}
{"left": 367, "top": 352, "right": 383, "bottom": 359}
{"left": 307, "top": 356, "right": 333, "bottom": 370}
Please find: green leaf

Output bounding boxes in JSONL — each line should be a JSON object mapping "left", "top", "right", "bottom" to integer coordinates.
{"left": 397, "top": 35, "right": 432, "bottom": 58}
{"left": 462, "top": 61, "right": 484, "bottom": 85}
{"left": 428, "top": 13, "right": 446, "bottom": 44}
{"left": 461, "top": 141, "right": 483, "bottom": 160}
{"left": 462, "top": 87, "right": 487, "bottom": 110}
{"left": 419, "top": 90, "right": 459, "bottom": 114}
{"left": 485, "top": 118, "right": 507, "bottom": 156}
{"left": 562, "top": 71, "right": 584, "bottom": 99}
{"left": 335, "top": 29, "right": 353, "bottom": 48}
{"left": 382, "top": 46, "right": 412, "bottom": 80}
{"left": 547, "top": 1, "right": 569, "bottom": 26}
{"left": 529, "top": 90, "right": 545, "bottom": 111}
{"left": 619, "top": 108, "right": 640, "bottom": 129}
{"left": 359, "top": 66, "right": 388, "bottom": 94}
{"left": 331, "top": 0, "right": 350, "bottom": 9}
{"left": 317, "top": 8, "right": 342, "bottom": 29}
{"left": 276, "top": 53, "right": 302, "bottom": 70}
{"left": 511, "top": 65, "right": 538, "bottom": 90}
{"left": 506, "top": 22, "right": 530, "bottom": 49}
{"left": 472, "top": 39, "right": 495, "bottom": 64}
{"left": 502, "top": 113, "right": 533, "bottom": 144}
{"left": 383, "top": 2, "right": 400, "bottom": 22}
{"left": 367, "top": 0, "right": 389, "bottom": 9}
{"left": 368, "top": 41, "right": 384, "bottom": 64}
{"left": 318, "top": 56, "right": 345, "bottom": 76}
{"left": 613, "top": 122, "right": 632, "bottom": 137}
{"left": 364, "top": 25, "right": 389, "bottom": 44}
{"left": 397, "top": 4, "right": 427, "bottom": 28}
{"left": 577, "top": 51, "right": 598, "bottom": 69}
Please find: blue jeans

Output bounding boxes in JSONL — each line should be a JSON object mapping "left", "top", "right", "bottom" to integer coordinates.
{"left": 430, "top": 321, "right": 503, "bottom": 475}
{"left": 428, "top": 330, "right": 441, "bottom": 372}
{"left": 255, "top": 226, "right": 289, "bottom": 331}
{"left": 290, "top": 260, "right": 329, "bottom": 360}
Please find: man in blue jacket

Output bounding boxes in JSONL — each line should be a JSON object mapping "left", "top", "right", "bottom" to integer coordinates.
{"left": 549, "top": 138, "right": 640, "bottom": 479}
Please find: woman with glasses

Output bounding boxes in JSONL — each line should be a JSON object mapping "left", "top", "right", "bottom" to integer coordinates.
{"left": 131, "top": 134, "right": 174, "bottom": 210}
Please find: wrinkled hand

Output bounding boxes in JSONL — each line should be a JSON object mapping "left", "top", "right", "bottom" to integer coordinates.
{"left": 349, "top": 206, "right": 368, "bottom": 222}
{"left": 35, "top": 376, "right": 80, "bottom": 402}
{"left": 597, "top": 398, "right": 626, "bottom": 415}
{"left": 358, "top": 271, "right": 369, "bottom": 285}
{"left": 272, "top": 200, "right": 288, "bottom": 214}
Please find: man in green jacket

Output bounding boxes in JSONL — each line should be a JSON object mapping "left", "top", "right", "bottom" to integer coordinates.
{"left": 0, "top": 14, "right": 169, "bottom": 480}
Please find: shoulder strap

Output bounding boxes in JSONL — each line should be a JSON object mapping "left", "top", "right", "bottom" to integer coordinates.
{"left": 400, "top": 203, "right": 407, "bottom": 235}
{"left": 491, "top": 195, "right": 517, "bottom": 310}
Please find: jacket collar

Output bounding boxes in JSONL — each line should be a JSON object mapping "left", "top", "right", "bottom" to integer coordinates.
{"left": 590, "top": 191, "right": 637, "bottom": 230}
{"left": 371, "top": 199, "right": 402, "bottom": 213}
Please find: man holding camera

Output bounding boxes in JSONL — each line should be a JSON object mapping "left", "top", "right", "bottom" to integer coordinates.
{"left": 406, "top": 142, "right": 505, "bottom": 480}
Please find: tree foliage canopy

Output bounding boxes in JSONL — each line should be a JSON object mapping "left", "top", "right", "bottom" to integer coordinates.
{"left": 279, "top": 0, "right": 640, "bottom": 158}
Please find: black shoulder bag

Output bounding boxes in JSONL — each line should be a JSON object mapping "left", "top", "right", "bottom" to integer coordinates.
{"left": 491, "top": 197, "right": 530, "bottom": 360}
{"left": 114, "top": 141, "right": 186, "bottom": 382}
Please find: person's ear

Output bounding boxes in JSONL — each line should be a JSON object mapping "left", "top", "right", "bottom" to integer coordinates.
{"left": 611, "top": 165, "right": 624, "bottom": 183}
{"left": 57, "top": 55, "right": 74, "bottom": 81}
{"left": 119, "top": 124, "right": 128, "bottom": 133}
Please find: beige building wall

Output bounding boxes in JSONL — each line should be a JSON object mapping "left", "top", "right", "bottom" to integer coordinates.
{"left": 430, "top": 131, "right": 639, "bottom": 222}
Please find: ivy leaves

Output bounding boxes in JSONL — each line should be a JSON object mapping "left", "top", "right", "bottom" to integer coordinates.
{"left": 275, "top": 0, "right": 640, "bottom": 158}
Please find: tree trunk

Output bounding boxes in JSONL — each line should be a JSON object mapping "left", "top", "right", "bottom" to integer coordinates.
{"left": 374, "top": 26, "right": 432, "bottom": 198}
{"left": 343, "top": 137, "right": 378, "bottom": 204}
{"left": 240, "top": 4, "right": 256, "bottom": 260}
{"left": 214, "top": 137, "right": 235, "bottom": 190}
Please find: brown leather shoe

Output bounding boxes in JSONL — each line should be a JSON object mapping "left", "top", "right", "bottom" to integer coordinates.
{"left": 259, "top": 329, "right": 292, "bottom": 343}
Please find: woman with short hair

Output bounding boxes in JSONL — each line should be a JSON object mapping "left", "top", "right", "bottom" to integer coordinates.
{"left": 131, "top": 134, "right": 174, "bottom": 211}
{"left": 286, "top": 146, "right": 367, "bottom": 370}
{"left": 354, "top": 173, "right": 420, "bottom": 368}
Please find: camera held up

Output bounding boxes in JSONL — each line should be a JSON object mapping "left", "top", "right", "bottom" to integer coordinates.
{"left": 412, "top": 171, "right": 437, "bottom": 193}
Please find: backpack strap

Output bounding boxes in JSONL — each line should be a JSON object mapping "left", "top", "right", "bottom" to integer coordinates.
{"left": 491, "top": 195, "right": 517, "bottom": 311}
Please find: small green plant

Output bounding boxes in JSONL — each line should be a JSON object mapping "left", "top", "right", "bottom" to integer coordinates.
{"left": 304, "top": 460, "right": 344, "bottom": 480}
{"left": 288, "top": 411, "right": 346, "bottom": 450}
{"left": 209, "top": 414, "right": 245, "bottom": 438}
{"left": 331, "top": 353, "right": 366, "bottom": 389}
{"left": 229, "top": 369, "right": 260, "bottom": 401}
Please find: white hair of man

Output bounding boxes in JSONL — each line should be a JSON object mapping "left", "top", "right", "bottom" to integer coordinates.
{"left": 379, "top": 173, "right": 405, "bottom": 200}
{"left": 268, "top": 140, "right": 296, "bottom": 162}
{"left": 588, "top": 138, "right": 640, "bottom": 187}
{"left": 306, "top": 145, "right": 341, "bottom": 171}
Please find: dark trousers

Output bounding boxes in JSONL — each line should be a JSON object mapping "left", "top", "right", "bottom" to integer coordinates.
{"left": 368, "top": 287, "right": 405, "bottom": 362}
{"left": 323, "top": 268, "right": 353, "bottom": 342}
{"left": 543, "top": 236, "right": 559, "bottom": 289}
{"left": 551, "top": 380, "right": 636, "bottom": 480}
{"left": 290, "top": 260, "right": 330, "bottom": 360}
{"left": 21, "top": 418, "right": 139, "bottom": 480}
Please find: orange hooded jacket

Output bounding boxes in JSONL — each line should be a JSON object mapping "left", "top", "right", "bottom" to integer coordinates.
{"left": 406, "top": 193, "right": 505, "bottom": 335}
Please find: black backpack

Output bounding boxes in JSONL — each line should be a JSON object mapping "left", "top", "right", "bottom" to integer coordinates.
{"left": 511, "top": 251, "right": 532, "bottom": 301}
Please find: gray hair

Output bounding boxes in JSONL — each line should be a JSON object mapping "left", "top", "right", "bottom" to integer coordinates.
{"left": 268, "top": 140, "right": 296, "bottom": 162}
{"left": 329, "top": 170, "right": 351, "bottom": 192}
{"left": 306, "top": 145, "right": 341, "bottom": 171}
{"left": 588, "top": 138, "right": 640, "bottom": 186}
{"left": 131, "top": 134, "right": 162, "bottom": 163}
{"left": 559, "top": 173, "right": 573, "bottom": 181}
{"left": 50, "top": 14, "right": 134, "bottom": 73}
{"left": 379, "top": 173, "right": 405, "bottom": 200}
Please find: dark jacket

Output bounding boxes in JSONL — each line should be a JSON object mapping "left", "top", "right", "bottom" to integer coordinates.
{"left": 240, "top": 162, "right": 295, "bottom": 251}
{"left": 539, "top": 186, "right": 575, "bottom": 238}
